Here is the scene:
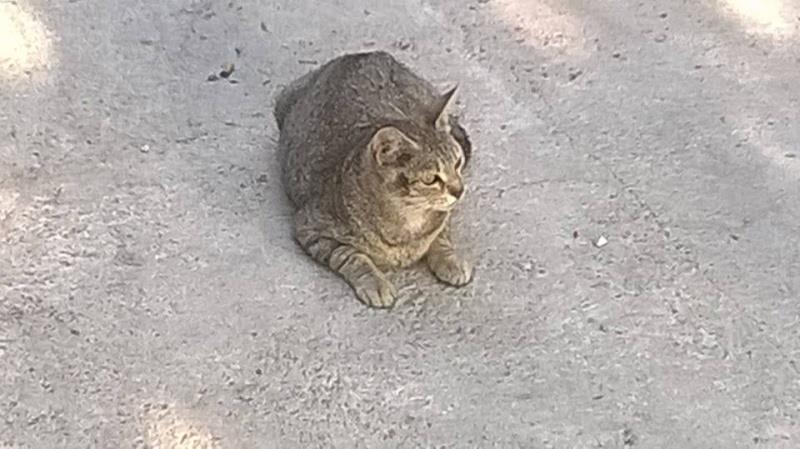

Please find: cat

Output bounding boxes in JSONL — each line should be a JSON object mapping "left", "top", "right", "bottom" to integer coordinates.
{"left": 274, "top": 51, "right": 473, "bottom": 308}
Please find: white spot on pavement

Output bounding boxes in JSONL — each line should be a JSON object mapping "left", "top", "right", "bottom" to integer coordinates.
{"left": 490, "top": 0, "right": 587, "bottom": 57}
{"left": 0, "top": 2, "right": 54, "bottom": 83}
{"left": 717, "top": 0, "right": 797, "bottom": 38}
{"left": 142, "top": 404, "right": 220, "bottom": 449}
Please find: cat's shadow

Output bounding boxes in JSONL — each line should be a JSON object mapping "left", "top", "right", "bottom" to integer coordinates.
{"left": 256, "top": 133, "right": 298, "bottom": 254}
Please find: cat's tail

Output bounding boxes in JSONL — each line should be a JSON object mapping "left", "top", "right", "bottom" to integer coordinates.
{"left": 274, "top": 68, "right": 320, "bottom": 130}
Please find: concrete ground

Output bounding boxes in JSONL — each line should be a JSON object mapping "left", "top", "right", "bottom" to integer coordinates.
{"left": 2, "top": 0, "right": 799, "bottom": 447}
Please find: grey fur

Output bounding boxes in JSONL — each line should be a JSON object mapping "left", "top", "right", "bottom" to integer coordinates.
{"left": 275, "top": 51, "right": 473, "bottom": 308}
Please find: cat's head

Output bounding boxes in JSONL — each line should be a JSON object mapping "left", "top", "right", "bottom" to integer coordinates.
{"left": 367, "top": 87, "right": 467, "bottom": 211}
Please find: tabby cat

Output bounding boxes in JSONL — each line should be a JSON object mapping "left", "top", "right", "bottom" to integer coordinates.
{"left": 274, "top": 51, "right": 473, "bottom": 308}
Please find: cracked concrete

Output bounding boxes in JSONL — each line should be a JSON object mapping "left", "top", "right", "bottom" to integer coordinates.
{"left": 2, "top": 0, "right": 800, "bottom": 447}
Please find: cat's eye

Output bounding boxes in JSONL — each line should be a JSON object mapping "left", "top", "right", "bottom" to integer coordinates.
{"left": 420, "top": 174, "right": 441, "bottom": 186}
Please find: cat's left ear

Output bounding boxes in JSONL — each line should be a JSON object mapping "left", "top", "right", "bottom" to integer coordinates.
{"left": 429, "top": 85, "right": 458, "bottom": 132}
{"left": 370, "top": 126, "right": 418, "bottom": 166}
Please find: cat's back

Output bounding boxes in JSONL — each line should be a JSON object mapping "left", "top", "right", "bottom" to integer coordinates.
{"left": 276, "top": 51, "right": 440, "bottom": 206}
{"left": 282, "top": 51, "right": 437, "bottom": 126}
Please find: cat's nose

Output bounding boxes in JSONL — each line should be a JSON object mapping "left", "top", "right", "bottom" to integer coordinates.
{"left": 448, "top": 183, "right": 464, "bottom": 199}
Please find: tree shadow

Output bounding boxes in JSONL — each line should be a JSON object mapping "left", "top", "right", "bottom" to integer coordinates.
{"left": 4, "top": 0, "right": 800, "bottom": 447}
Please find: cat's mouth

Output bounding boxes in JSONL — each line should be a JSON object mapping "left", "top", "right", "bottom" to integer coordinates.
{"left": 404, "top": 193, "right": 463, "bottom": 211}
{"left": 430, "top": 194, "right": 461, "bottom": 211}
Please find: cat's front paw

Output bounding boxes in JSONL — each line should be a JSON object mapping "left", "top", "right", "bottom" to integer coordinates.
{"left": 429, "top": 255, "right": 473, "bottom": 287}
{"left": 353, "top": 274, "right": 397, "bottom": 308}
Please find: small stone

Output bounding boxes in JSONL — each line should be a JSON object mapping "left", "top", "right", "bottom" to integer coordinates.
{"left": 622, "top": 427, "right": 637, "bottom": 447}
{"left": 394, "top": 38, "right": 413, "bottom": 50}
{"left": 139, "top": 144, "right": 150, "bottom": 153}
{"left": 219, "top": 63, "right": 235, "bottom": 78}
{"left": 594, "top": 235, "right": 609, "bottom": 248}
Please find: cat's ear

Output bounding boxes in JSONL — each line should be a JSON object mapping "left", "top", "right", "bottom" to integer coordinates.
{"left": 370, "top": 126, "right": 417, "bottom": 166}
{"left": 429, "top": 85, "right": 458, "bottom": 132}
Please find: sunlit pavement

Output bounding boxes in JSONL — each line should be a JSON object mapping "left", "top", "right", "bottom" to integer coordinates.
{"left": 1, "top": 0, "right": 799, "bottom": 447}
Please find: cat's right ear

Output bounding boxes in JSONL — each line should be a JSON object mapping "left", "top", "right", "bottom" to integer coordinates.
{"left": 369, "top": 126, "right": 417, "bottom": 166}
{"left": 429, "top": 85, "right": 458, "bottom": 132}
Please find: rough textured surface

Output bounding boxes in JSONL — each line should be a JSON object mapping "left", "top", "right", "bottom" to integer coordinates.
{"left": 1, "top": 0, "right": 799, "bottom": 447}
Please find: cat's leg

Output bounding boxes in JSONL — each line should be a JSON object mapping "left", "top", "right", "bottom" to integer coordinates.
{"left": 294, "top": 212, "right": 396, "bottom": 308}
{"left": 426, "top": 223, "right": 473, "bottom": 286}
